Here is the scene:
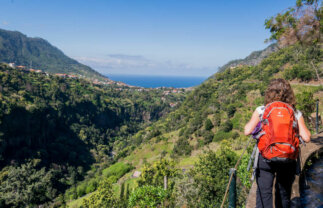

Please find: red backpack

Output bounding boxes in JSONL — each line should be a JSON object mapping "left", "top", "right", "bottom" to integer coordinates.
{"left": 258, "top": 101, "right": 299, "bottom": 162}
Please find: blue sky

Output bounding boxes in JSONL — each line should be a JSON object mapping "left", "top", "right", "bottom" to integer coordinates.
{"left": 0, "top": 0, "right": 295, "bottom": 76}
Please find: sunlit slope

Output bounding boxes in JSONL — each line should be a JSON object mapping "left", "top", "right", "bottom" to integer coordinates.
{"left": 116, "top": 43, "right": 322, "bottom": 187}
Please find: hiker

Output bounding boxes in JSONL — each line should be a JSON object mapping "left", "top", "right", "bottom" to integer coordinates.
{"left": 244, "top": 78, "right": 311, "bottom": 208}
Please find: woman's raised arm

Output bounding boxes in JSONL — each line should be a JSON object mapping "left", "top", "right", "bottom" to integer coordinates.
{"left": 244, "top": 110, "right": 260, "bottom": 136}
{"left": 298, "top": 116, "right": 311, "bottom": 143}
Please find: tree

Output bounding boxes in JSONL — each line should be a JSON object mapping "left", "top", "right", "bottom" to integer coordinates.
{"left": 172, "top": 175, "right": 199, "bottom": 208}
{"left": 222, "top": 120, "right": 233, "bottom": 132}
{"left": 189, "top": 146, "right": 237, "bottom": 207}
{"left": 213, "top": 112, "right": 221, "bottom": 127}
{"left": 172, "top": 137, "right": 193, "bottom": 157}
{"left": 128, "top": 185, "right": 168, "bottom": 208}
{"left": 264, "top": 0, "right": 323, "bottom": 83}
{"left": 205, "top": 118, "right": 214, "bottom": 131}
{"left": 137, "top": 159, "right": 179, "bottom": 189}
{"left": 227, "top": 105, "right": 236, "bottom": 118}
{"left": 0, "top": 63, "right": 187, "bottom": 206}
{"left": 82, "top": 179, "right": 119, "bottom": 208}
{"left": 0, "top": 161, "right": 56, "bottom": 207}
{"left": 202, "top": 130, "right": 214, "bottom": 144}
{"left": 296, "top": 90, "right": 316, "bottom": 121}
{"left": 265, "top": 0, "right": 322, "bottom": 47}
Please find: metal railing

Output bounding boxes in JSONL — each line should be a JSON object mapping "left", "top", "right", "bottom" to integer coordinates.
{"left": 316, "top": 99, "right": 319, "bottom": 134}
{"left": 220, "top": 136, "right": 252, "bottom": 208}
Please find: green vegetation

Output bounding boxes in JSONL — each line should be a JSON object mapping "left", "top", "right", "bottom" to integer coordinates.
{"left": 137, "top": 159, "right": 178, "bottom": 188}
{"left": 189, "top": 146, "right": 238, "bottom": 207}
{"left": 0, "top": 64, "right": 185, "bottom": 207}
{"left": 0, "top": 0, "right": 322, "bottom": 207}
{"left": 216, "top": 43, "right": 278, "bottom": 73}
{"left": 64, "top": 162, "right": 133, "bottom": 201}
{"left": 129, "top": 185, "right": 168, "bottom": 208}
{"left": 76, "top": 0, "right": 321, "bottom": 206}
{"left": 102, "top": 162, "right": 134, "bottom": 180}
{"left": 0, "top": 160, "right": 55, "bottom": 207}
{"left": 265, "top": 0, "right": 322, "bottom": 47}
{"left": 82, "top": 179, "right": 119, "bottom": 208}
{"left": 204, "top": 118, "right": 214, "bottom": 131}
{"left": 171, "top": 137, "right": 193, "bottom": 157}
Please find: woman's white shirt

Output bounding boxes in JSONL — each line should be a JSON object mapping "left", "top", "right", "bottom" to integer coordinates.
{"left": 256, "top": 105, "right": 302, "bottom": 120}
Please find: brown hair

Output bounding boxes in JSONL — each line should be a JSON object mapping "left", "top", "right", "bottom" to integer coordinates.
{"left": 264, "top": 78, "right": 296, "bottom": 108}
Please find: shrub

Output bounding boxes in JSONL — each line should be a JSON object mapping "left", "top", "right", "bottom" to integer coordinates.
{"left": 213, "top": 113, "right": 221, "bottom": 127}
{"left": 189, "top": 148, "right": 237, "bottom": 207}
{"left": 190, "top": 114, "right": 203, "bottom": 132}
{"left": 213, "top": 131, "right": 232, "bottom": 142}
{"left": 283, "top": 64, "right": 314, "bottom": 81}
{"left": 222, "top": 120, "right": 233, "bottom": 132}
{"left": 178, "top": 128, "right": 185, "bottom": 136}
{"left": 76, "top": 183, "right": 86, "bottom": 197}
{"left": 232, "top": 131, "right": 240, "bottom": 139}
{"left": 102, "top": 162, "right": 134, "bottom": 179}
{"left": 129, "top": 186, "right": 168, "bottom": 208}
{"left": 195, "top": 129, "right": 203, "bottom": 137}
{"left": 203, "top": 131, "right": 214, "bottom": 144}
{"left": 298, "top": 69, "right": 313, "bottom": 81}
{"left": 296, "top": 91, "right": 315, "bottom": 120}
{"left": 204, "top": 118, "right": 214, "bottom": 131}
{"left": 283, "top": 66, "right": 298, "bottom": 80}
{"left": 85, "top": 178, "right": 98, "bottom": 194}
{"left": 227, "top": 104, "right": 236, "bottom": 118}
{"left": 137, "top": 159, "right": 178, "bottom": 188}
{"left": 107, "top": 175, "right": 118, "bottom": 183}
{"left": 82, "top": 179, "right": 119, "bottom": 208}
{"left": 231, "top": 113, "right": 242, "bottom": 130}
{"left": 172, "top": 137, "right": 193, "bottom": 157}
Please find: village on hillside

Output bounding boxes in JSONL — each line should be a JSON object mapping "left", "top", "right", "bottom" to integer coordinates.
{"left": 3, "top": 62, "right": 188, "bottom": 108}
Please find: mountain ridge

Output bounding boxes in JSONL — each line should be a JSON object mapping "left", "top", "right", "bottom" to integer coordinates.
{"left": 0, "top": 28, "right": 107, "bottom": 81}
{"left": 216, "top": 43, "right": 279, "bottom": 73}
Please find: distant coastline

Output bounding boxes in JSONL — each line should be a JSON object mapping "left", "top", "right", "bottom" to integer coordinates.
{"left": 105, "top": 74, "right": 207, "bottom": 88}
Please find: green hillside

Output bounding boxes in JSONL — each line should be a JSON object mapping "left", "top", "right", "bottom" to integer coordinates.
{"left": 216, "top": 43, "right": 278, "bottom": 73}
{"left": 67, "top": 42, "right": 322, "bottom": 207}
{"left": 0, "top": 29, "right": 106, "bottom": 80}
{"left": 0, "top": 0, "right": 322, "bottom": 207}
{"left": 98, "top": 44, "right": 321, "bottom": 208}
{"left": 0, "top": 64, "right": 186, "bottom": 207}
{"left": 70, "top": 0, "right": 323, "bottom": 206}
{"left": 65, "top": 39, "right": 322, "bottom": 208}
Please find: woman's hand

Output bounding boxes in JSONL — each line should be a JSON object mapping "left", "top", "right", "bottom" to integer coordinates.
{"left": 244, "top": 110, "right": 260, "bottom": 136}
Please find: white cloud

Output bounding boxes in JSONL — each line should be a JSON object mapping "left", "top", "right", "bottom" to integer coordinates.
{"left": 74, "top": 54, "right": 217, "bottom": 77}
{"left": 2, "top": 21, "right": 9, "bottom": 26}
{"left": 75, "top": 55, "right": 152, "bottom": 68}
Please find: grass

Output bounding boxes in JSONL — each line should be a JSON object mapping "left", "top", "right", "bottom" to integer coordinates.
{"left": 123, "top": 137, "right": 175, "bottom": 169}
{"left": 177, "top": 156, "right": 199, "bottom": 168}
{"left": 102, "top": 162, "right": 133, "bottom": 179}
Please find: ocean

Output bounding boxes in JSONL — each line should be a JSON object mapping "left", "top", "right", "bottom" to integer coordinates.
{"left": 105, "top": 74, "right": 207, "bottom": 88}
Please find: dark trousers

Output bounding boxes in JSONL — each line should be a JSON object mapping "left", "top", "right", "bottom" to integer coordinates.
{"left": 256, "top": 154, "right": 296, "bottom": 208}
